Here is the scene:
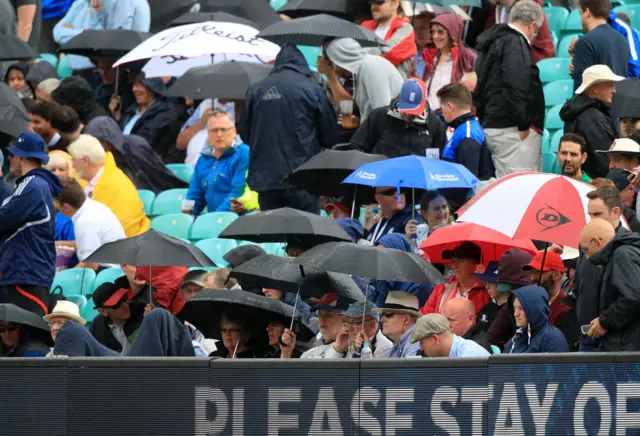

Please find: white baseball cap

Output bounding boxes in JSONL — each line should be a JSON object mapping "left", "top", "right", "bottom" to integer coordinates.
{"left": 575, "top": 65, "right": 625, "bottom": 95}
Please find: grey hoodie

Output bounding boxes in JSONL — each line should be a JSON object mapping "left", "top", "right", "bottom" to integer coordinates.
{"left": 326, "top": 38, "right": 404, "bottom": 121}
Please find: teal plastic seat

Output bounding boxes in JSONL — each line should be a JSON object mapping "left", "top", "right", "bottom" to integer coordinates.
{"left": 137, "top": 189, "right": 156, "bottom": 215}
{"left": 190, "top": 212, "right": 238, "bottom": 241}
{"left": 82, "top": 298, "right": 101, "bottom": 324}
{"left": 614, "top": 5, "right": 640, "bottom": 27}
{"left": 51, "top": 268, "right": 97, "bottom": 296}
{"left": 542, "top": 129, "right": 551, "bottom": 154}
{"left": 543, "top": 80, "right": 574, "bottom": 109}
{"left": 195, "top": 238, "right": 238, "bottom": 267}
{"left": 166, "top": 163, "right": 194, "bottom": 183}
{"left": 551, "top": 129, "right": 564, "bottom": 154}
{"left": 544, "top": 6, "right": 569, "bottom": 34}
{"left": 550, "top": 30, "right": 558, "bottom": 51}
{"left": 150, "top": 188, "right": 188, "bottom": 215}
{"left": 65, "top": 294, "right": 88, "bottom": 314}
{"left": 491, "top": 345, "right": 501, "bottom": 355}
{"left": 94, "top": 267, "right": 125, "bottom": 291}
{"left": 56, "top": 55, "right": 73, "bottom": 79}
{"left": 545, "top": 103, "right": 565, "bottom": 131}
{"left": 150, "top": 213, "right": 193, "bottom": 239}
{"left": 545, "top": 130, "right": 565, "bottom": 174}
{"left": 557, "top": 33, "right": 581, "bottom": 57}
{"left": 37, "top": 53, "right": 58, "bottom": 69}
{"left": 538, "top": 57, "right": 571, "bottom": 83}
{"left": 563, "top": 9, "right": 582, "bottom": 33}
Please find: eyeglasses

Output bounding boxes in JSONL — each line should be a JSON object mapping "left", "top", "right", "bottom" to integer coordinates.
{"left": 0, "top": 323, "right": 20, "bottom": 333}
{"left": 376, "top": 189, "right": 396, "bottom": 197}
{"left": 381, "top": 313, "right": 396, "bottom": 319}
{"left": 208, "top": 127, "right": 234, "bottom": 134}
{"left": 47, "top": 319, "right": 70, "bottom": 327}
{"left": 220, "top": 328, "right": 243, "bottom": 334}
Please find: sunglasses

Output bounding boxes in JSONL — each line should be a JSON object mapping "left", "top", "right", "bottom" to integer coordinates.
{"left": 0, "top": 323, "right": 19, "bottom": 333}
{"left": 382, "top": 313, "right": 396, "bottom": 319}
{"left": 376, "top": 189, "right": 396, "bottom": 197}
{"left": 101, "top": 297, "right": 127, "bottom": 311}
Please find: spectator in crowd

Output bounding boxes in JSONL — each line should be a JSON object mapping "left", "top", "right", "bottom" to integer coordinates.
{"left": 349, "top": 78, "right": 447, "bottom": 158}
{"left": 442, "top": 297, "right": 492, "bottom": 353}
{"left": 373, "top": 291, "right": 422, "bottom": 358}
{"left": 239, "top": 44, "right": 337, "bottom": 214}
{"left": 203, "top": 268, "right": 239, "bottom": 291}
{"left": 422, "top": 13, "right": 477, "bottom": 114}
{"left": 421, "top": 242, "right": 489, "bottom": 315}
{"left": 43, "top": 300, "right": 86, "bottom": 357}
{"left": 325, "top": 37, "right": 404, "bottom": 121}
{"left": 605, "top": 169, "right": 640, "bottom": 231}
{"left": 262, "top": 287, "right": 312, "bottom": 323}
{"left": 176, "top": 100, "right": 214, "bottom": 168}
{"left": 264, "top": 316, "right": 301, "bottom": 358}
{"left": 561, "top": 65, "right": 623, "bottom": 178}
{"left": 505, "top": 285, "right": 570, "bottom": 353}
{"left": 572, "top": 0, "right": 629, "bottom": 91}
{"left": 44, "top": 151, "right": 76, "bottom": 243}
{"left": 474, "top": 0, "right": 545, "bottom": 178}
{"left": 4, "top": 62, "right": 33, "bottom": 98}
{"left": 177, "top": 270, "right": 207, "bottom": 302}
{"left": 475, "top": 261, "right": 502, "bottom": 331}
{"left": 95, "top": 58, "right": 135, "bottom": 116}
{"left": 89, "top": 282, "right": 146, "bottom": 353}
{"left": 365, "top": 188, "right": 415, "bottom": 244}
{"left": 221, "top": 245, "right": 267, "bottom": 294}
{"left": 327, "top": 300, "right": 393, "bottom": 359}
{"left": 556, "top": 133, "right": 590, "bottom": 182}
{"left": 35, "top": 78, "right": 60, "bottom": 102}
{"left": 210, "top": 310, "right": 260, "bottom": 358}
{"left": 599, "top": 138, "right": 640, "bottom": 173}
{"left": 184, "top": 111, "right": 249, "bottom": 216}
{"left": 360, "top": 0, "right": 416, "bottom": 80}
{"left": 411, "top": 312, "right": 490, "bottom": 357}
{"left": 28, "top": 100, "right": 69, "bottom": 151}
{"left": 581, "top": 218, "right": 640, "bottom": 351}
{"left": 0, "top": 320, "right": 50, "bottom": 357}
{"left": 54, "top": 177, "right": 125, "bottom": 270}
{"left": 405, "top": 190, "right": 451, "bottom": 249}
{"left": 11, "top": 0, "right": 40, "bottom": 48}
{"left": 412, "top": 10, "right": 435, "bottom": 79}
{"left": 116, "top": 76, "right": 182, "bottom": 162}
{"left": 619, "top": 115, "right": 640, "bottom": 139}
{"left": 296, "top": 298, "right": 348, "bottom": 358}
{"left": 84, "top": 116, "right": 188, "bottom": 194}
{"left": 0, "top": 150, "right": 12, "bottom": 205}
{"left": 51, "top": 76, "right": 109, "bottom": 125}
{"left": 608, "top": 10, "right": 640, "bottom": 79}
{"left": 68, "top": 134, "right": 150, "bottom": 237}
{"left": 587, "top": 184, "right": 626, "bottom": 231}
{"left": 0, "top": 132, "right": 61, "bottom": 316}
{"left": 438, "top": 83, "right": 494, "bottom": 179}
{"left": 324, "top": 197, "right": 353, "bottom": 220}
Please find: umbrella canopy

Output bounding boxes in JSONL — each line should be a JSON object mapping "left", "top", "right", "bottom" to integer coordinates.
{"left": 230, "top": 254, "right": 364, "bottom": 301}
{"left": 83, "top": 229, "right": 216, "bottom": 267}
{"left": 257, "top": 14, "right": 382, "bottom": 47}
{"left": 114, "top": 21, "right": 280, "bottom": 68}
{"left": 58, "top": 30, "right": 153, "bottom": 58}
{"left": 0, "top": 83, "right": 29, "bottom": 138}
{"left": 419, "top": 222, "right": 538, "bottom": 265}
{"left": 611, "top": 79, "right": 640, "bottom": 119}
{"left": 401, "top": 2, "right": 472, "bottom": 20}
{"left": 199, "top": 0, "right": 281, "bottom": 29}
{"left": 277, "top": 0, "right": 351, "bottom": 20}
{"left": 171, "top": 11, "right": 258, "bottom": 28}
{"left": 456, "top": 172, "right": 629, "bottom": 248}
{"left": 414, "top": 0, "right": 481, "bottom": 6}
{"left": 149, "top": 0, "right": 199, "bottom": 32}
{"left": 287, "top": 149, "right": 387, "bottom": 197}
{"left": 143, "top": 52, "right": 275, "bottom": 78}
{"left": 0, "top": 304, "right": 50, "bottom": 332}
{"left": 291, "top": 241, "right": 446, "bottom": 285}
{"left": 218, "top": 207, "right": 353, "bottom": 246}
{"left": 0, "top": 35, "right": 38, "bottom": 60}
{"left": 180, "top": 289, "right": 316, "bottom": 342}
{"left": 164, "top": 61, "right": 273, "bottom": 99}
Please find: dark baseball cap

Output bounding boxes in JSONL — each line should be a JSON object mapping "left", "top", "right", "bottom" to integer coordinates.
{"left": 441, "top": 241, "right": 482, "bottom": 263}
{"left": 92, "top": 282, "right": 129, "bottom": 309}
{"left": 496, "top": 248, "right": 533, "bottom": 292}
{"left": 606, "top": 168, "right": 633, "bottom": 192}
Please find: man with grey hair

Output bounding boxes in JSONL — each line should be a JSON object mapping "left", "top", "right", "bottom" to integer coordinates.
{"left": 473, "top": 0, "right": 545, "bottom": 179}
{"left": 35, "top": 78, "right": 60, "bottom": 103}
{"left": 410, "top": 313, "right": 490, "bottom": 358}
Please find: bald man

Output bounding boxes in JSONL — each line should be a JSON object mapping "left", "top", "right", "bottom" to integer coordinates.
{"left": 579, "top": 218, "right": 616, "bottom": 259}
{"left": 442, "top": 298, "right": 492, "bottom": 354}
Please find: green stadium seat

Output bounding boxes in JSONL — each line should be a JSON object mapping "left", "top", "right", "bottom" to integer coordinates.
{"left": 150, "top": 189, "right": 188, "bottom": 215}
{"left": 190, "top": 212, "right": 238, "bottom": 241}
{"left": 542, "top": 129, "right": 551, "bottom": 153}
{"left": 557, "top": 33, "right": 581, "bottom": 57}
{"left": 545, "top": 103, "right": 565, "bottom": 131}
{"left": 150, "top": 213, "right": 193, "bottom": 239}
{"left": 166, "top": 163, "right": 194, "bottom": 183}
{"left": 551, "top": 129, "right": 564, "bottom": 154}
{"left": 614, "top": 5, "right": 640, "bottom": 28}
{"left": 538, "top": 57, "right": 571, "bottom": 83}
{"left": 57, "top": 55, "right": 73, "bottom": 79}
{"left": 195, "top": 238, "right": 238, "bottom": 267}
{"left": 543, "top": 80, "right": 574, "bottom": 109}
{"left": 563, "top": 9, "right": 582, "bottom": 33}
{"left": 37, "top": 53, "right": 58, "bottom": 69}
{"left": 51, "top": 268, "right": 97, "bottom": 296}
{"left": 550, "top": 30, "right": 558, "bottom": 51}
{"left": 544, "top": 7, "right": 569, "bottom": 34}
{"left": 65, "top": 294, "right": 88, "bottom": 314}
{"left": 82, "top": 298, "right": 101, "bottom": 324}
{"left": 137, "top": 189, "right": 156, "bottom": 215}
{"left": 94, "top": 267, "right": 125, "bottom": 291}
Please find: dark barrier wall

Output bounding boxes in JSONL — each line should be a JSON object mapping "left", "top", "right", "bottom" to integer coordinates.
{"left": 3, "top": 354, "right": 640, "bottom": 435}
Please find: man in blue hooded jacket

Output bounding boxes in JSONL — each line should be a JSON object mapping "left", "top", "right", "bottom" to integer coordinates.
{"left": 0, "top": 132, "right": 62, "bottom": 316}
{"left": 239, "top": 44, "right": 338, "bottom": 214}
{"left": 505, "top": 285, "right": 569, "bottom": 354}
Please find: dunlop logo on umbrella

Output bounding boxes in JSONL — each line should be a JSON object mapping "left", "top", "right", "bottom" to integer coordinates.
{"left": 536, "top": 204, "right": 571, "bottom": 231}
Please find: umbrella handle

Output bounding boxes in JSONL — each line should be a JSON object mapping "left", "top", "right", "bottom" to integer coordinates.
{"left": 361, "top": 278, "right": 371, "bottom": 332}
{"left": 289, "top": 265, "right": 306, "bottom": 332}
{"left": 538, "top": 243, "right": 549, "bottom": 286}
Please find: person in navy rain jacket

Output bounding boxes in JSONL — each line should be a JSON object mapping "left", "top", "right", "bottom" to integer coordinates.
{"left": 185, "top": 110, "right": 249, "bottom": 216}
{"left": 505, "top": 285, "right": 570, "bottom": 353}
{"left": 0, "top": 132, "right": 62, "bottom": 316}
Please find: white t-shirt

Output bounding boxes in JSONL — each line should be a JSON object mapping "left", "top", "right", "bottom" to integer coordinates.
{"left": 375, "top": 23, "right": 391, "bottom": 40}
{"left": 72, "top": 198, "right": 126, "bottom": 262}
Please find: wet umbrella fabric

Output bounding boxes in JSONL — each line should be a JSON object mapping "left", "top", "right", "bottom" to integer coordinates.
{"left": 0, "top": 83, "right": 29, "bottom": 138}
{"left": 0, "top": 304, "right": 50, "bottom": 332}
{"left": 277, "top": 0, "right": 351, "bottom": 20}
{"left": 0, "top": 35, "right": 38, "bottom": 60}
{"left": 611, "top": 79, "right": 640, "bottom": 119}
{"left": 149, "top": 0, "right": 199, "bottom": 32}
{"left": 171, "top": 11, "right": 258, "bottom": 28}
{"left": 58, "top": 30, "right": 153, "bottom": 58}
{"left": 199, "top": 0, "right": 281, "bottom": 29}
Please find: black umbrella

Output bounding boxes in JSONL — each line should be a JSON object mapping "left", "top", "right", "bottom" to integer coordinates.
{"left": 0, "top": 304, "right": 50, "bottom": 332}
{"left": 218, "top": 207, "right": 352, "bottom": 247}
{"left": 180, "top": 289, "right": 317, "bottom": 342}
{"left": 0, "top": 83, "right": 29, "bottom": 138}
{"left": 164, "top": 61, "right": 272, "bottom": 100}
{"left": 149, "top": 0, "right": 199, "bottom": 32}
{"left": 288, "top": 149, "right": 387, "bottom": 197}
{"left": 83, "top": 229, "right": 216, "bottom": 267}
{"left": 58, "top": 30, "right": 153, "bottom": 58}
{"left": 171, "top": 11, "right": 258, "bottom": 28}
{"left": 291, "top": 241, "right": 446, "bottom": 284}
{"left": 277, "top": 0, "right": 351, "bottom": 20}
{"left": 230, "top": 254, "right": 364, "bottom": 301}
{"left": 0, "top": 35, "right": 38, "bottom": 60}
{"left": 199, "top": 0, "right": 281, "bottom": 29}
{"left": 257, "top": 14, "right": 382, "bottom": 47}
{"left": 611, "top": 79, "right": 640, "bottom": 119}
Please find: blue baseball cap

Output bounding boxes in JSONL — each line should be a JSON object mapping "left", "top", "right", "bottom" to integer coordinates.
{"left": 341, "top": 300, "right": 380, "bottom": 321}
{"left": 7, "top": 132, "right": 49, "bottom": 164}
{"left": 475, "top": 261, "right": 499, "bottom": 284}
{"left": 397, "top": 78, "right": 427, "bottom": 116}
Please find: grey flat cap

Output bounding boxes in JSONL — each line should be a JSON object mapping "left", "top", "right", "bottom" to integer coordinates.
{"left": 409, "top": 313, "right": 450, "bottom": 343}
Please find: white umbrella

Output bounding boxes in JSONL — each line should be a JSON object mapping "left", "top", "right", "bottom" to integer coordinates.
{"left": 114, "top": 21, "right": 281, "bottom": 68}
{"left": 142, "top": 52, "right": 276, "bottom": 78}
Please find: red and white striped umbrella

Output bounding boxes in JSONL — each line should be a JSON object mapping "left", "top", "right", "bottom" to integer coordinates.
{"left": 457, "top": 172, "right": 597, "bottom": 248}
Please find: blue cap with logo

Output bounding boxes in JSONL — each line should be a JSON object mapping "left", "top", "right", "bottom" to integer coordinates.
{"left": 397, "top": 78, "right": 428, "bottom": 116}
{"left": 7, "top": 132, "right": 49, "bottom": 164}
{"left": 475, "top": 261, "right": 499, "bottom": 284}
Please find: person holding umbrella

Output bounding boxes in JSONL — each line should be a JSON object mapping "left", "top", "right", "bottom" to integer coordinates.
{"left": 404, "top": 191, "right": 451, "bottom": 249}
{"left": 210, "top": 309, "right": 260, "bottom": 359}
{"left": 0, "top": 318, "right": 50, "bottom": 357}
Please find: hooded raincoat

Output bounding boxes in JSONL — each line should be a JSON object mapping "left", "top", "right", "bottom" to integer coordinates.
{"left": 51, "top": 76, "right": 109, "bottom": 124}
{"left": 505, "top": 286, "right": 569, "bottom": 353}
